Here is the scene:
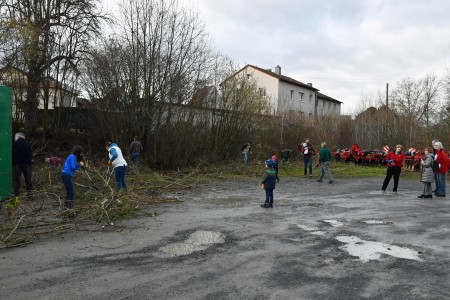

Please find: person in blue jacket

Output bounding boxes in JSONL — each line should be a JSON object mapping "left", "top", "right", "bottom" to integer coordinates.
{"left": 61, "top": 146, "right": 84, "bottom": 210}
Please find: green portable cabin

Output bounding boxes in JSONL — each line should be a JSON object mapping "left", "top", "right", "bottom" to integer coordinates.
{"left": 0, "top": 85, "right": 12, "bottom": 201}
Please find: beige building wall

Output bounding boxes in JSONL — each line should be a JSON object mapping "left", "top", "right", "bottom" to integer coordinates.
{"left": 238, "top": 66, "right": 279, "bottom": 113}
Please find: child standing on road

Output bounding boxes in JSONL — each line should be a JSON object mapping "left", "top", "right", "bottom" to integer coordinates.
{"left": 418, "top": 147, "right": 434, "bottom": 198}
{"left": 261, "top": 159, "right": 277, "bottom": 208}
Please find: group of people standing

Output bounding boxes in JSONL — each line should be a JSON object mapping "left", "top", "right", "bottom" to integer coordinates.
{"left": 379, "top": 140, "right": 448, "bottom": 198}
{"left": 11, "top": 133, "right": 144, "bottom": 211}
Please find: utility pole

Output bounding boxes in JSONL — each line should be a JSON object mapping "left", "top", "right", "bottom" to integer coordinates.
{"left": 386, "top": 83, "right": 389, "bottom": 143}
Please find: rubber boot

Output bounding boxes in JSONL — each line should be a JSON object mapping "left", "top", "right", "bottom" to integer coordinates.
{"left": 64, "top": 200, "right": 73, "bottom": 210}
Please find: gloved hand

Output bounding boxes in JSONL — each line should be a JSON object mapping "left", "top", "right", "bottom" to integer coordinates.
{"left": 386, "top": 159, "right": 393, "bottom": 163}
{"left": 80, "top": 161, "right": 84, "bottom": 167}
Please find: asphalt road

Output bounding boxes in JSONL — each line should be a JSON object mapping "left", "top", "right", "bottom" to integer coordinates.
{"left": 1, "top": 176, "right": 449, "bottom": 299}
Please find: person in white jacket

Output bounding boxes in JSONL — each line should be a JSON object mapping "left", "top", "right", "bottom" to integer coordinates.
{"left": 106, "top": 142, "right": 128, "bottom": 191}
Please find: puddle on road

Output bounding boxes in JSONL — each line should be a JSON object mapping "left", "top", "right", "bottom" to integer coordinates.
{"left": 336, "top": 235, "right": 422, "bottom": 262}
{"left": 186, "top": 231, "right": 225, "bottom": 245}
{"left": 297, "top": 221, "right": 421, "bottom": 262}
{"left": 159, "top": 231, "right": 225, "bottom": 257}
{"left": 323, "top": 220, "right": 344, "bottom": 227}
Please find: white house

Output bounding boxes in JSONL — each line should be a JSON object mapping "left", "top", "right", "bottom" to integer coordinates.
{"left": 0, "top": 66, "right": 78, "bottom": 113}
{"left": 229, "top": 64, "right": 342, "bottom": 117}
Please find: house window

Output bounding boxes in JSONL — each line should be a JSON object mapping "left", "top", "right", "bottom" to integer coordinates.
{"left": 299, "top": 92, "right": 304, "bottom": 102}
{"left": 259, "top": 88, "right": 266, "bottom": 97}
{"left": 309, "top": 94, "right": 313, "bottom": 104}
{"left": 334, "top": 103, "right": 336, "bottom": 110}
{"left": 247, "top": 74, "right": 251, "bottom": 79}
{"left": 290, "top": 90, "right": 294, "bottom": 99}
{"left": 322, "top": 101, "right": 325, "bottom": 107}
{"left": 328, "top": 102, "right": 331, "bottom": 109}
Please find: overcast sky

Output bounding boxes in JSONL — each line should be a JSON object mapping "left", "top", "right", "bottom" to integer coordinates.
{"left": 103, "top": 0, "right": 450, "bottom": 114}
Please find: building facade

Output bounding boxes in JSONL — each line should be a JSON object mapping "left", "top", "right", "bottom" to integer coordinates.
{"left": 231, "top": 64, "right": 342, "bottom": 117}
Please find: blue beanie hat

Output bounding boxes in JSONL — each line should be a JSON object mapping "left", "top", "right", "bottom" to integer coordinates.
{"left": 265, "top": 159, "right": 274, "bottom": 168}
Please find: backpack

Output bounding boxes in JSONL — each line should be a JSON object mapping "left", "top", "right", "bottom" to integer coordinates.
{"left": 303, "top": 145, "right": 310, "bottom": 155}
{"left": 432, "top": 160, "right": 440, "bottom": 172}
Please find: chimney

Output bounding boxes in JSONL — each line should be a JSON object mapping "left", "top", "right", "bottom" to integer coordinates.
{"left": 307, "top": 83, "right": 313, "bottom": 87}
{"left": 274, "top": 65, "right": 281, "bottom": 75}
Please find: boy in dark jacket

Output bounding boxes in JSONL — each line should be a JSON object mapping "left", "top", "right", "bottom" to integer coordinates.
{"left": 261, "top": 159, "right": 277, "bottom": 208}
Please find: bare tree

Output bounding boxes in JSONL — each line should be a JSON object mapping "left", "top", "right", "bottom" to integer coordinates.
{"left": 0, "top": 0, "right": 105, "bottom": 134}
{"left": 390, "top": 78, "right": 425, "bottom": 145}
{"left": 422, "top": 74, "right": 440, "bottom": 128}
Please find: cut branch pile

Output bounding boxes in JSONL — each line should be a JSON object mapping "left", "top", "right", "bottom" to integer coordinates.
{"left": 0, "top": 162, "right": 217, "bottom": 249}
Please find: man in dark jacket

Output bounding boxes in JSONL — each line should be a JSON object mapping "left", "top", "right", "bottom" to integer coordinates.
{"left": 12, "top": 132, "right": 33, "bottom": 199}
{"left": 129, "top": 136, "right": 143, "bottom": 172}
{"left": 317, "top": 142, "right": 334, "bottom": 184}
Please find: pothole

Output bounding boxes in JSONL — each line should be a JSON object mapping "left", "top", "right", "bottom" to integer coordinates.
{"left": 159, "top": 231, "right": 225, "bottom": 257}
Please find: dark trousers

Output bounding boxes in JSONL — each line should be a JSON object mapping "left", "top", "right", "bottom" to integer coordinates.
{"left": 61, "top": 173, "right": 74, "bottom": 201}
{"left": 382, "top": 166, "right": 401, "bottom": 192}
{"left": 303, "top": 156, "right": 313, "bottom": 175}
{"left": 265, "top": 188, "right": 274, "bottom": 204}
{"left": 114, "top": 166, "right": 128, "bottom": 191}
{"left": 12, "top": 164, "right": 33, "bottom": 197}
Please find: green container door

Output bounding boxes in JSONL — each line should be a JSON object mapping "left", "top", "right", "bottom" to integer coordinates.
{"left": 0, "top": 86, "right": 12, "bottom": 201}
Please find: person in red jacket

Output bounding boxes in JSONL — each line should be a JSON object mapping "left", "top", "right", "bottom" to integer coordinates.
{"left": 433, "top": 141, "right": 448, "bottom": 197}
{"left": 382, "top": 145, "right": 405, "bottom": 193}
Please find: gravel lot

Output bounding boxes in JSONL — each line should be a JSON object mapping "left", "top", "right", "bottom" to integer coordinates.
{"left": 1, "top": 176, "right": 449, "bottom": 299}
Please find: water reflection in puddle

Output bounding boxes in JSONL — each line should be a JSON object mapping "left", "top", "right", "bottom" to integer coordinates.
{"left": 159, "top": 231, "right": 225, "bottom": 257}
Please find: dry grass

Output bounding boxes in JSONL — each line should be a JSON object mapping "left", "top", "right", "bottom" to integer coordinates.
{"left": 0, "top": 162, "right": 217, "bottom": 249}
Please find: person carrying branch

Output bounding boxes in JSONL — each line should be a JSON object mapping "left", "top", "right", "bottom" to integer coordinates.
{"left": 106, "top": 141, "right": 128, "bottom": 191}
{"left": 61, "top": 146, "right": 84, "bottom": 210}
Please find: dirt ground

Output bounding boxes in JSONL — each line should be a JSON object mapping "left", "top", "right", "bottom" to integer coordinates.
{"left": 1, "top": 176, "right": 449, "bottom": 299}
